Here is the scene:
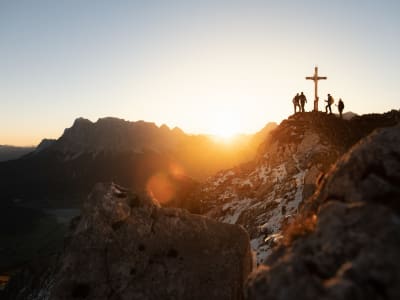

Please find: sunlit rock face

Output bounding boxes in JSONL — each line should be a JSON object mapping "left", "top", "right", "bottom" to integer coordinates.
{"left": 245, "top": 123, "right": 400, "bottom": 300}
{"left": 193, "top": 111, "right": 400, "bottom": 265}
{"left": 193, "top": 113, "right": 340, "bottom": 264}
{"left": 9, "top": 183, "right": 252, "bottom": 300}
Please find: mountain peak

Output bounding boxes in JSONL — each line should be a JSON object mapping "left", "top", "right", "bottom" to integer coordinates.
{"left": 34, "top": 139, "right": 56, "bottom": 153}
{"left": 246, "top": 122, "right": 400, "bottom": 299}
{"left": 52, "top": 117, "right": 188, "bottom": 156}
{"left": 72, "top": 117, "right": 92, "bottom": 127}
{"left": 195, "top": 110, "right": 400, "bottom": 265}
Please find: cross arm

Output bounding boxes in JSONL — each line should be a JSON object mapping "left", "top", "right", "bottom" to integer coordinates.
{"left": 317, "top": 77, "right": 327, "bottom": 80}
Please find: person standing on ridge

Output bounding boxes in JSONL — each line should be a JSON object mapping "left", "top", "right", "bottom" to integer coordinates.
{"left": 325, "top": 93, "right": 334, "bottom": 114}
{"left": 292, "top": 93, "right": 300, "bottom": 114}
{"left": 299, "top": 92, "right": 307, "bottom": 112}
{"left": 338, "top": 98, "right": 344, "bottom": 118}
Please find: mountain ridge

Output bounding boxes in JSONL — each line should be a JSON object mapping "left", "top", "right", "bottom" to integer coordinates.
{"left": 0, "top": 117, "right": 276, "bottom": 209}
{"left": 246, "top": 120, "right": 400, "bottom": 300}
{"left": 191, "top": 110, "right": 400, "bottom": 264}
{"left": 0, "top": 145, "right": 35, "bottom": 162}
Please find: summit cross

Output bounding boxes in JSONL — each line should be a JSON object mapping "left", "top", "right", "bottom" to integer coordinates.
{"left": 306, "top": 66, "right": 327, "bottom": 112}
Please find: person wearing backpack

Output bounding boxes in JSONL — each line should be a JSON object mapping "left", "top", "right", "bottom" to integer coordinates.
{"left": 338, "top": 98, "right": 345, "bottom": 118}
{"left": 299, "top": 92, "right": 307, "bottom": 112}
{"left": 325, "top": 93, "right": 334, "bottom": 114}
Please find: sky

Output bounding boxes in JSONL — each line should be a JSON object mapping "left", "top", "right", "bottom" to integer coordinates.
{"left": 1, "top": 0, "right": 399, "bottom": 146}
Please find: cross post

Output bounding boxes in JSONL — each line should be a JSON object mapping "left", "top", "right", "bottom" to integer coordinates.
{"left": 306, "top": 66, "right": 327, "bottom": 112}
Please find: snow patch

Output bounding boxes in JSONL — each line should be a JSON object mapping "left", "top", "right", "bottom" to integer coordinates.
{"left": 240, "top": 179, "right": 253, "bottom": 187}
{"left": 213, "top": 170, "right": 235, "bottom": 187}
{"left": 219, "top": 198, "right": 253, "bottom": 224}
{"left": 287, "top": 170, "right": 306, "bottom": 213}
{"left": 252, "top": 164, "right": 270, "bottom": 184}
{"left": 272, "top": 164, "right": 287, "bottom": 182}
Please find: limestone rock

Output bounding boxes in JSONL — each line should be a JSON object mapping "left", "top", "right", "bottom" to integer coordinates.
{"left": 245, "top": 124, "right": 400, "bottom": 299}
{"left": 192, "top": 111, "right": 400, "bottom": 265}
{"left": 193, "top": 113, "right": 342, "bottom": 264}
{"left": 48, "top": 183, "right": 252, "bottom": 300}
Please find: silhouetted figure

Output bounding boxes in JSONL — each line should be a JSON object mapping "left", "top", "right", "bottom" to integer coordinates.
{"left": 292, "top": 93, "right": 300, "bottom": 114}
{"left": 325, "top": 93, "right": 334, "bottom": 114}
{"left": 338, "top": 98, "right": 344, "bottom": 118}
{"left": 299, "top": 92, "right": 307, "bottom": 112}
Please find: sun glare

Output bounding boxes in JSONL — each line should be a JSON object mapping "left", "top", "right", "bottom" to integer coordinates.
{"left": 212, "top": 126, "right": 239, "bottom": 140}
{"left": 209, "top": 112, "right": 242, "bottom": 142}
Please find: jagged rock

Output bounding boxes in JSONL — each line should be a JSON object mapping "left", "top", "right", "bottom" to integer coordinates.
{"left": 245, "top": 123, "right": 400, "bottom": 299}
{"left": 193, "top": 111, "right": 400, "bottom": 265}
{"left": 12, "top": 183, "right": 252, "bottom": 300}
{"left": 193, "top": 113, "right": 343, "bottom": 264}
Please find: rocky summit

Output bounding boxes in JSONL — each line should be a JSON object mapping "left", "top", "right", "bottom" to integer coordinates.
{"left": 3, "top": 183, "right": 252, "bottom": 300}
{"left": 192, "top": 111, "right": 400, "bottom": 265}
{"left": 245, "top": 122, "right": 400, "bottom": 300}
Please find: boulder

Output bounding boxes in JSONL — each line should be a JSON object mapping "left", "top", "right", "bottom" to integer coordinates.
{"left": 49, "top": 183, "right": 252, "bottom": 300}
{"left": 246, "top": 123, "right": 400, "bottom": 300}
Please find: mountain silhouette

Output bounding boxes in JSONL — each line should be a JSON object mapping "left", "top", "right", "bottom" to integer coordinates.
{"left": 0, "top": 145, "right": 35, "bottom": 162}
{"left": 0, "top": 117, "right": 275, "bottom": 210}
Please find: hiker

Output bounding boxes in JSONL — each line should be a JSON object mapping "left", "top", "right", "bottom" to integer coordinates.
{"left": 299, "top": 92, "right": 307, "bottom": 112}
{"left": 292, "top": 93, "right": 300, "bottom": 114}
{"left": 325, "top": 93, "right": 334, "bottom": 114}
{"left": 338, "top": 98, "right": 344, "bottom": 118}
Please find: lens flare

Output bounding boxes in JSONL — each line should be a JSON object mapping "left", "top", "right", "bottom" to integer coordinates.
{"left": 146, "top": 172, "right": 176, "bottom": 204}
{"left": 169, "top": 162, "right": 186, "bottom": 179}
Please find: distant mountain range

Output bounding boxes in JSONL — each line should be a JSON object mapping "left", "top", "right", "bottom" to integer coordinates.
{"left": 0, "top": 145, "right": 35, "bottom": 162}
{"left": 0, "top": 117, "right": 276, "bottom": 210}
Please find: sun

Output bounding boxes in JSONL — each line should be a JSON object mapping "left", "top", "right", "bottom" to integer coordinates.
{"left": 209, "top": 112, "right": 242, "bottom": 142}
{"left": 212, "top": 124, "right": 239, "bottom": 140}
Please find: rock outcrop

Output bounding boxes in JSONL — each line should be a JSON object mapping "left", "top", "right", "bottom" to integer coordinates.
{"left": 245, "top": 123, "right": 400, "bottom": 299}
{"left": 192, "top": 113, "right": 346, "bottom": 264}
{"left": 193, "top": 111, "right": 400, "bottom": 265}
{"left": 4, "top": 183, "right": 252, "bottom": 300}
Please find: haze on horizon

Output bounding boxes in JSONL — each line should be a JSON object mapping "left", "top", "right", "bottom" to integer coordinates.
{"left": 1, "top": 0, "right": 399, "bottom": 146}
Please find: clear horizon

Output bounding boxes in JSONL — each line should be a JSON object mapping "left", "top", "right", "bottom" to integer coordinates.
{"left": 1, "top": 0, "right": 399, "bottom": 146}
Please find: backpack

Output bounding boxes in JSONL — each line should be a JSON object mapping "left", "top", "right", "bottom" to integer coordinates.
{"left": 328, "top": 96, "right": 334, "bottom": 105}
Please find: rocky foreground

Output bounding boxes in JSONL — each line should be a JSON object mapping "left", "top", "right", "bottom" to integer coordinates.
{"left": 3, "top": 183, "right": 252, "bottom": 300}
{"left": 246, "top": 122, "right": 400, "bottom": 300}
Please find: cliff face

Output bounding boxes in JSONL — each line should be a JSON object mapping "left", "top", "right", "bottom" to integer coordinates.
{"left": 3, "top": 183, "right": 252, "bottom": 300}
{"left": 246, "top": 122, "right": 400, "bottom": 300}
{"left": 193, "top": 111, "right": 400, "bottom": 264}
